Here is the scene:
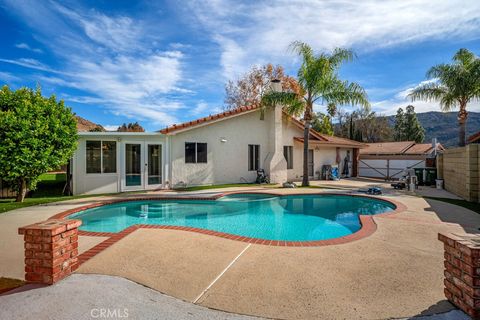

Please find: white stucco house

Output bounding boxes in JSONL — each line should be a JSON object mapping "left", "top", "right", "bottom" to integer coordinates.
{"left": 72, "top": 103, "right": 365, "bottom": 195}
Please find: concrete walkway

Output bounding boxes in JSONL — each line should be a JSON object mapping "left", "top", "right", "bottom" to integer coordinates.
{"left": 1, "top": 274, "right": 470, "bottom": 320}
{"left": 0, "top": 274, "right": 470, "bottom": 320}
{"left": 0, "top": 274, "right": 261, "bottom": 320}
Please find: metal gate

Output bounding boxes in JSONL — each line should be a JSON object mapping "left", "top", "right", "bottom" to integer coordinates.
{"left": 359, "top": 159, "right": 425, "bottom": 180}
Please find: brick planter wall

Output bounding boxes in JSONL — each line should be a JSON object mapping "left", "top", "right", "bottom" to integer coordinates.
{"left": 439, "top": 233, "right": 480, "bottom": 319}
{"left": 18, "top": 219, "right": 82, "bottom": 285}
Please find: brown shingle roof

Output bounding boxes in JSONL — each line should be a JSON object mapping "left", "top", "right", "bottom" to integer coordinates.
{"left": 360, "top": 141, "right": 444, "bottom": 155}
{"left": 159, "top": 106, "right": 258, "bottom": 134}
{"left": 159, "top": 105, "right": 364, "bottom": 148}
{"left": 360, "top": 141, "right": 415, "bottom": 155}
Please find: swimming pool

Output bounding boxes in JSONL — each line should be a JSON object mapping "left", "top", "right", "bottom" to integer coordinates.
{"left": 70, "top": 193, "right": 395, "bottom": 241}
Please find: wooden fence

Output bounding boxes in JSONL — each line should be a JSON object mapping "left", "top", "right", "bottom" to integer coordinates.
{"left": 437, "top": 144, "right": 479, "bottom": 202}
{"left": 0, "top": 178, "right": 15, "bottom": 198}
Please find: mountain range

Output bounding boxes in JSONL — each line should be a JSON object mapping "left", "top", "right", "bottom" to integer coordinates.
{"left": 386, "top": 111, "right": 480, "bottom": 147}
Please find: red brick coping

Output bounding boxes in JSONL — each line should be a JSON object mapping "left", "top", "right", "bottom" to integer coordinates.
{"left": 49, "top": 192, "right": 406, "bottom": 265}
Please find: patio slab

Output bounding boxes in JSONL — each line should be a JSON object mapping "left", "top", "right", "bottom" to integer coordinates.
{"left": 1, "top": 181, "right": 480, "bottom": 319}
{"left": 77, "top": 229, "right": 249, "bottom": 302}
{"left": 0, "top": 274, "right": 261, "bottom": 320}
{"left": 0, "top": 198, "right": 113, "bottom": 279}
{"left": 73, "top": 191, "right": 480, "bottom": 319}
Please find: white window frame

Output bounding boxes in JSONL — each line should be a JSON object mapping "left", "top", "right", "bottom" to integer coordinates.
{"left": 185, "top": 142, "right": 208, "bottom": 164}
{"left": 248, "top": 144, "right": 260, "bottom": 171}
{"left": 85, "top": 140, "right": 117, "bottom": 174}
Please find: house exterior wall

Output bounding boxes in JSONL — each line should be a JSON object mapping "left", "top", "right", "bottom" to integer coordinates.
{"left": 72, "top": 111, "right": 357, "bottom": 194}
{"left": 169, "top": 110, "right": 353, "bottom": 187}
{"left": 169, "top": 109, "right": 272, "bottom": 186}
{"left": 73, "top": 134, "right": 166, "bottom": 195}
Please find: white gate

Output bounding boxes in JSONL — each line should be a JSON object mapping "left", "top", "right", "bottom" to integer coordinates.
{"left": 359, "top": 159, "right": 425, "bottom": 180}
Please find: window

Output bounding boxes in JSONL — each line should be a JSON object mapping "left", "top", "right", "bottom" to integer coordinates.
{"left": 102, "top": 141, "right": 117, "bottom": 173}
{"left": 185, "top": 142, "right": 196, "bottom": 163}
{"left": 86, "top": 140, "right": 117, "bottom": 174}
{"left": 197, "top": 143, "right": 207, "bottom": 163}
{"left": 86, "top": 141, "right": 101, "bottom": 173}
{"left": 284, "top": 146, "right": 293, "bottom": 169}
{"left": 185, "top": 142, "right": 208, "bottom": 163}
{"left": 248, "top": 144, "right": 260, "bottom": 171}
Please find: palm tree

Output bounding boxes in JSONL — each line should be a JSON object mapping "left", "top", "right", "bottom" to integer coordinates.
{"left": 408, "top": 48, "right": 480, "bottom": 146}
{"left": 261, "top": 42, "right": 369, "bottom": 186}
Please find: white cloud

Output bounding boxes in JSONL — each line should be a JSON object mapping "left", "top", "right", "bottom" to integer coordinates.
{"left": 0, "top": 58, "right": 62, "bottom": 74}
{"left": 394, "top": 79, "right": 439, "bottom": 100}
{"left": 185, "top": 0, "right": 480, "bottom": 79}
{"left": 0, "top": 71, "right": 21, "bottom": 83}
{"left": 372, "top": 80, "right": 480, "bottom": 115}
{"left": 15, "top": 43, "right": 43, "bottom": 53}
{"left": 103, "top": 125, "right": 120, "bottom": 131}
{"left": 0, "top": 1, "right": 188, "bottom": 127}
{"left": 191, "top": 102, "right": 222, "bottom": 116}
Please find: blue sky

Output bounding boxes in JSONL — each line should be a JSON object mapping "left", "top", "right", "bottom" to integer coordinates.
{"left": 1, "top": 0, "right": 480, "bottom": 131}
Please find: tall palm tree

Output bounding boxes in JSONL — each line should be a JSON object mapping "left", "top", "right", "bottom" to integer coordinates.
{"left": 261, "top": 42, "right": 369, "bottom": 186}
{"left": 408, "top": 48, "right": 480, "bottom": 146}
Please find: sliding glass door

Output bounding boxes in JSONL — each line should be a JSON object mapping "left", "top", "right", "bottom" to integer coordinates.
{"left": 123, "top": 142, "right": 163, "bottom": 191}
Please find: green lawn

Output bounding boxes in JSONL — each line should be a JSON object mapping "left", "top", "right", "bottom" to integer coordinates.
{"left": 0, "top": 194, "right": 98, "bottom": 214}
{"left": 31, "top": 173, "right": 67, "bottom": 197}
{"left": 1, "top": 173, "right": 100, "bottom": 214}
{"left": 174, "top": 183, "right": 277, "bottom": 192}
{"left": 424, "top": 196, "right": 480, "bottom": 214}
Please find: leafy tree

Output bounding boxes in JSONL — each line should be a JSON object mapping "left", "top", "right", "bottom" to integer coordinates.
{"left": 393, "top": 108, "right": 406, "bottom": 141}
{"left": 0, "top": 86, "right": 78, "bottom": 202}
{"left": 393, "top": 106, "right": 425, "bottom": 142}
{"left": 225, "top": 63, "right": 301, "bottom": 110}
{"left": 117, "top": 122, "right": 145, "bottom": 132}
{"left": 404, "top": 105, "right": 425, "bottom": 142}
{"left": 326, "top": 103, "right": 337, "bottom": 118}
{"left": 261, "top": 42, "right": 369, "bottom": 186}
{"left": 332, "top": 107, "right": 391, "bottom": 142}
{"left": 349, "top": 107, "right": 391, "bottom": 142}
{"left": 408, "top": 48, "right": 480, "bottom": 146}
{"left": 311, "top": 112, "right": 334, "bottom": 136}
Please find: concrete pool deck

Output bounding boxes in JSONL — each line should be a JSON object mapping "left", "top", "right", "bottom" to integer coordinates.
{"left": 1, "top": 179, "right": 479, "bottom": 319}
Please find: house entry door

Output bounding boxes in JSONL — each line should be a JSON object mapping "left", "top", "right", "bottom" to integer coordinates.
{"left": 123, "top": 142, "right": 163, "bottom": 191}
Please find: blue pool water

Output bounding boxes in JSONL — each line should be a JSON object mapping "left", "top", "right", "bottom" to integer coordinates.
{"left": 70, "top": 194, "right": 395, "bottom": 241}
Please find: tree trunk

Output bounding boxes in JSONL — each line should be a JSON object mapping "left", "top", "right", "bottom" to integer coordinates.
{"left": 458, "top": 106, "right": 468, "bottom": 147}
{"left": 16, "top": 178, "right": 27, "bottom": 202}
{"left": 302, "top": 120, "right": 311, "bottom": 187}
{"left": 64, "top": 159, "right": 72, "bottom": 196}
